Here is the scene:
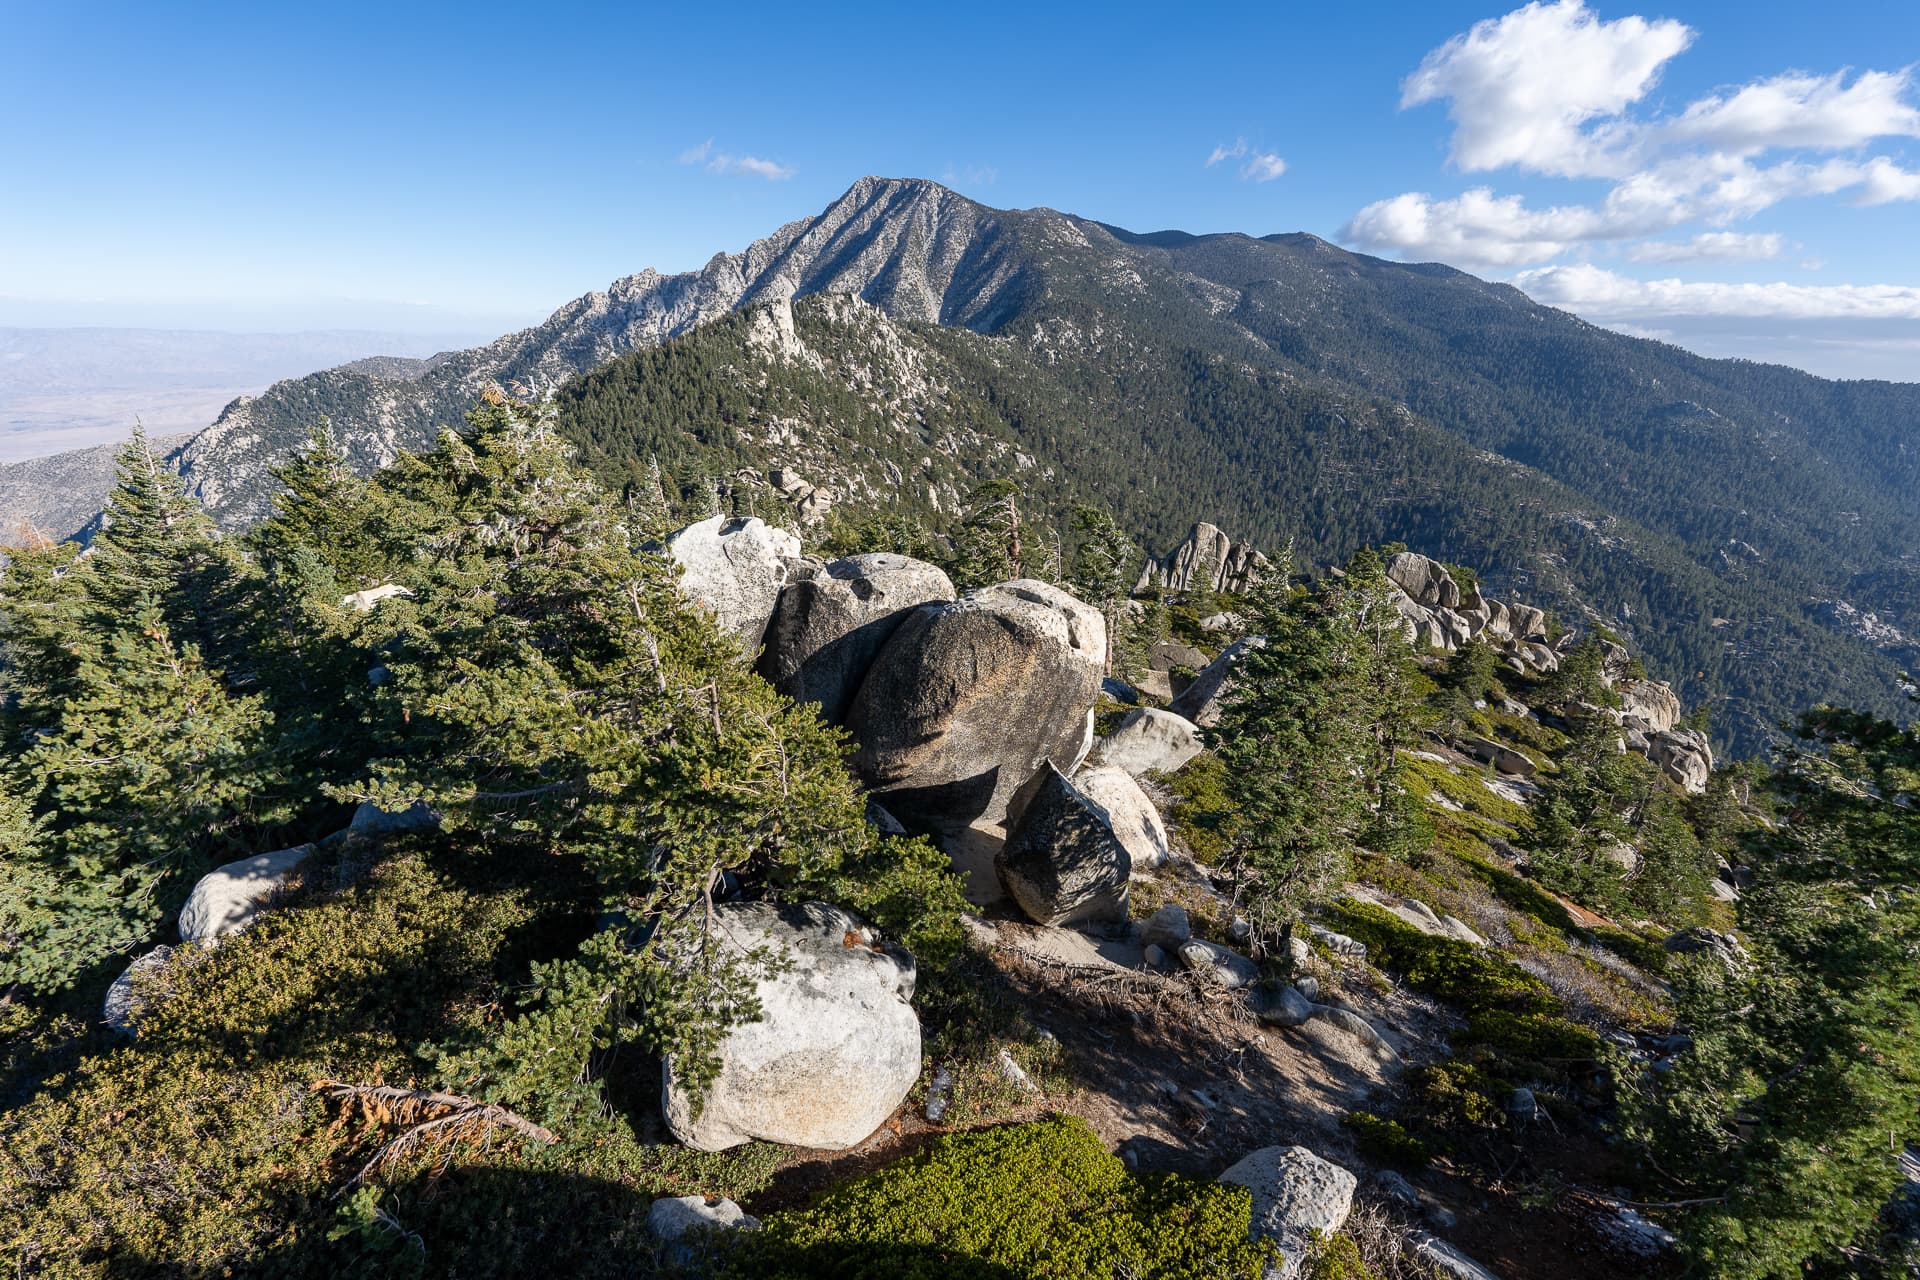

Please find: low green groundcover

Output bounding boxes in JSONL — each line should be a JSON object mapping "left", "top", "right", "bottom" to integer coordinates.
{"left": 720, "top": 1116, "right": 1275, "bottom": 1280}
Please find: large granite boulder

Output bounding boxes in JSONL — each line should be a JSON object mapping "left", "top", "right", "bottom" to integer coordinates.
{"left": 760, "top": 553, "right": 956, "bottom": 724}
{"left": 103, "top": 945, "right": 175, "bottom": 1035}
{"left": 1169, "top": 636, "right": 1264, "bottom": 728}
{"left": 1072, "top": 764, "right": 1170, "bottom": 869}
{"left": 1386, "top": 553, "right": 1460, "bottom": 610}
{"left": 995, "top": 762, "right": 1131, "bottom": 926}
{"left": 1508, "top": 603, "right": 1547, "bottom": 640}
{"left": 1619, "top": 678, "right": 1683, "bottom": 734}
{"left": 663, "top": 901, "right": 920, "bottom": 1152}
{"left": 178, "top": 846, "right": 312, "bottom": 947}
{"left": 849, "top": 580, "right": 1105, "bottom": 834}
{"left": 664, "top": 515, "right": 803, "bottom": 654}
{"left": 1086, "top": 707, "right": 1203, "bottom": 777}
{"left": 1644, "top": 728, "right": 1713, "bottom": 793}
{"left": 1458, "top": 735, "right": 1537, "bottom": 778}
{"left": 1218, "top": 1145, "right": 1358, "bottom": 1278}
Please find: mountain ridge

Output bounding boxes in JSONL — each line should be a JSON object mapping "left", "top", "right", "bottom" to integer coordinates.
{"left": 5, "top": 177, "right": 1917, "bottom": 749}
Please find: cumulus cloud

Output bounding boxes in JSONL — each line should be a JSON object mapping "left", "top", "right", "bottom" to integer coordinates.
{"left": 1344, "top": 2, "right": 1920, "bottom": 268}
{"left": 678, "top": 139, "right": 794, "bottom": 181}
{"left": 1664, "top": 69, "right": 1920, "bottom": 155}
{"left": 1400, "top": 0, "right": 1691, "bottom": 178}
{"left": 1515, "top": 263, "right": 1920, "bottom": 320}
{"left": 1628, "top": 231, "right": 1783, "bottom": 262}
{"left": 1206, "top": 138, "right": 1287, "bottom": 182}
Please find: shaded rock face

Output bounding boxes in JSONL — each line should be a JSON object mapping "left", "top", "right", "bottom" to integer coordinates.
{"left": 103, "top": 946, "right": 174, "bottom": 1035}
{"left": 1135, "top": 522, "right": 1269, "bottom": 595}
{"left": 1169, "top": 636, "right": 1265, "bottom": 728}
{"left": 1645, "top": 727, "right": 1714, "bottom": 793}
{"left": 648, "top": 1194, "right": 760, "bottom": 1268}
{"left": 1086, "top": 707, "right": 1202, "bottom": 777}
{"left": 995, "top": 762, "right": 1132, "bottom": 926}
{"left": 849, "top": 580, "right": 1105, "bottom": 835}
{"left": 178, "top": 846, "right": 312, "bottom": 948}
{"left": 1071, "top": 764, "right": 1170, "bottom": 869}
{"left": 1387, "top": 552, "right": 1461, "bottom": 610}
{"left": 760, "top": 553, "right": 956, "bottom": 725}
{"left": 664, "top": 515, "right": 804, "bottom": 654}
{"left": 1218, "top": 1145, "right": 1358, "bottom": 1279}
{"left": 349, "top": 800, "right": 439, "bottom": 838}
{"left": 662, "top": 901, "right": 920, "bottom": 1152}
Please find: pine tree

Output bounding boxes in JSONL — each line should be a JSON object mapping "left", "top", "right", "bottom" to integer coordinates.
{"left": 1069, "top": 503, "right": 1140, "bottom": 676}
{"left": 1624, "top": 704, "right": 1920, "bottom": 1279}
{"left": 349, "top": 399, "right": 966, "bottom": 1116}
{"left": 624, "top": 453, "right": 674, "bottom": 540}
{"left": 948, "top": 479, "right": 1023, "bottom": 587}
{"left": 1210, "top": 562, "right": 1381, "bottom": 954}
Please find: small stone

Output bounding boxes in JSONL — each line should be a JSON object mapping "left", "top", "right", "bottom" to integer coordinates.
{"left": 1177, "top": 939, "right": 1259, "bottom": 989}
{"left": 1253, "top": 982, "right": 1315, "bottom": 1028}
{"left": 1140, "top": 904, "right": 1192, "bottom": 951}
{"left": 1374, "top": 1168, "right": 1421, "bottom": 1210}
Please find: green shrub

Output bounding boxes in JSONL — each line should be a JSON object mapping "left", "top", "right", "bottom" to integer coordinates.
{"left": 1305, "top": 1231, "right": 1382, "bottom": 1280}
{"left": 1340, "top": 1111, "right": 1430, "bottom": 1167}
{"left": 1458, "top": 1010, "right": 1602, "bottom": 1062}
{"left": 1325, "top": 900, "right": 1558, "bottom": 1018}
{"left": 724, "top": 1117, "right": 1274, "bottom": 1279}
{"left": 1587, "top": 923, "right": 1671, "bottom": 975}
{"left": 1166, "top": 751, "right": 1240, "bottom": 865}
{"left": 1411, "top": 1061, "right": 1507, "bottom": 1133}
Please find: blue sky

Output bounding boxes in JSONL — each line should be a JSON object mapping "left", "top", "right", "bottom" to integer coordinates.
{"left": 4, "top": 0, "right": 1918, "bottom": 377}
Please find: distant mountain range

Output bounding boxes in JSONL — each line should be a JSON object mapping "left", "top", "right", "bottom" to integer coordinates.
{"left": 4, "top": 176, "right": 1916, "bottom": 750}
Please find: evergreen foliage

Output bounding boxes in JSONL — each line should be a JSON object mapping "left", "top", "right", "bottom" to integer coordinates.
{"left": 1622, "top": 703, "right": 1920, "bottom": 1278}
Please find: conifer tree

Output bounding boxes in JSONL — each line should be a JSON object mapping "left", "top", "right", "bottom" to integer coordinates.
{"left": 948, "top": 479, "right": 1023, "bottom": 587}
{"left": 1069, "top": 503, "right": 1140, "bottom": 675}
{"left": 1210, "top": 558, "right": 1380, "bottom": 953}
{"left": 1624, "top": 703, "right": 1920, "bottom": 1278}
{"left": 349, "top": 399, "right": 965, "bottom": 1116}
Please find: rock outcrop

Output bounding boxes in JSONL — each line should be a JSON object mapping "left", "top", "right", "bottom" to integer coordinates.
{"left": 177, "top": 846, "right": 312, "bottom": 947}
{"left": 1381, "top": 551, "right": 1561, "bottom": 676}
{"left": 760, "top": 553, "right": 955, "bottom": 724}
{"left": 103, "top": 946, "right": 174, "bottom": 1035}
{"left": 995, "top": 762, "right": 1132, "bottom": 926}
{"left": 1178, "top": 939, "right": 1260, "bottom": 988}
{"left": 1085, "top": 707, "right": 1202, "bottom": 777}
{"left": 1618, "top": 678, "right": 1682, "bottom": 734}
{"left": 662, "top": 901, "right": 920, "bottom": 1152}
{"left": 1135, "top": 522, "right": 1269, "bottom": 595}
{"left": 1169, "top": 636, "right": 1264, "bottom": 728}
{"left": 1071, "top": 764, "right": 1170, "bottom": 869}
{"left": 1218, "top": 1145, "right": 1358, "bottom": 1279}
{"left": 664, "top": 515, "right": 803, "bottom": 654}
{"left": 849, "top": 580, "right": 1105, "bottom": 834}
{"left": 1644, "top": 727, "right": 1714, "bottom": 793}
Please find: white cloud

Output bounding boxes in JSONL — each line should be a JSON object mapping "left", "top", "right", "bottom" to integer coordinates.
{"left": 1664, "top": 69, "right": 1920, "bottom": 155}
{"left": 1206, "top": 138, "right": 1287, "bottom": 182}
{"left": 1348, "top": 3, "right": 1920, "bottom": 269}
{"left": 1400, "top": 0, "right": 1692, "bottom": 178}
{"left": 1628, "top": 231, "right": 1783, "bottom": 262}
{"left": 677, "top": 140, "right": 794, "bottom": 181}
{"left": 1515, "top": 263, "right": 1920, "bottom": 320}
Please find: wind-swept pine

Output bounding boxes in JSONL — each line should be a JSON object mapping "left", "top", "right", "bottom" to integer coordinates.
{"left": 0, "top": 427, "right": 287, "bottom": 991}
{"left": 1623, "top": 702, "right": 1920, "bottom": 1279}
{"left": 1209, "top": 547, "right": 1418, "bottom": 952}
{"left": 323, "top": 399, "right": 966, "bottom": 1116}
